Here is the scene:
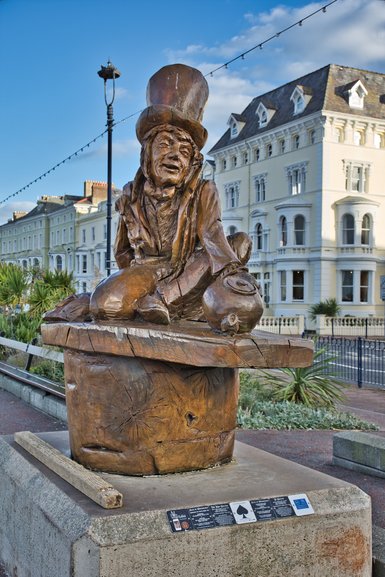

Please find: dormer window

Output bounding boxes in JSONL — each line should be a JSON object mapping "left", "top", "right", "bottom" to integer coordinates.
{"left": 227, "top": 114, "right": 246, "bottom": 139}
{"left": 294, "top": 94, "right": 305, "bottom": 114}
{"left": 348, "top": 80, "right": 368, "bottom": 109}
{"left": 256, "top": 102, "right": 275, "bottom": 129}
{"left": 290, "top": 85, "right": 312, "bottom": 115}
{"left": 258, "top": 109, "right": 267, "bottom": 127}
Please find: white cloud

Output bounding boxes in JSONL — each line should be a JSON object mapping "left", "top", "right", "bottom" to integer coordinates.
{"left": 104, "top": 86, "right": 129, "bottom": 103}
{"left": 165, "top": 0, "right": 385, "bottom": 154}
{"left": 0, "top": 201, "right": 35, "bottom": 226}
{"left": 97, "top": 138, "right": 140, "bottom": 158}
{"left": 202, "top": 69, "right": 273, "bottom": 151}
{"left": 112, "top": 138, "right": 141, "bottom": 157}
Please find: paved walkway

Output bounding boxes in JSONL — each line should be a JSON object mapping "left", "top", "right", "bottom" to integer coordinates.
{"left": 0, "top": 384, "right": 384, "bottom": 576}
{"left": 238, "top": 385, "right": 385, "bottom": 530}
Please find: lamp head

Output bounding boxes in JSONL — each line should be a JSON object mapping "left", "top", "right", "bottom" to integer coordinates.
{"left": 97, "top": 60, "right": 121, "bottom": 81}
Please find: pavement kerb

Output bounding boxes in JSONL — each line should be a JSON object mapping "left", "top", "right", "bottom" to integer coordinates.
{"left": 0, "top": 373, "right": 67, "bottom": 422}
{"left": 373, "top": 526, "right": 385, "bottom": 576}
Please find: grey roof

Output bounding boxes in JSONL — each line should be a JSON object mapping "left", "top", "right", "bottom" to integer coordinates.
{"left": 13, "top": 202, "right": 65, "bottom": 220}
{"left": 230, "top": 113, "right": 247, "bottom": 122}
{"left": 209, "top": 64, "right": 385, "bottom": 153}
{"left": 1, "top": 196, "right": 84, "bottom": 228}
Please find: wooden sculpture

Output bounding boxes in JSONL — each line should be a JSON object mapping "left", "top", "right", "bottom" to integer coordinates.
{"left": 88, "top": 63, "right": 263, "bottom": 333}
{"left": 42, "top": 64, "right": 313, "bottom": 476}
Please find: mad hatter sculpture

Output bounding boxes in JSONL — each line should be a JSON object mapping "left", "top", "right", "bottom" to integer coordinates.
{"left": 41, "top": 64, "right": 313, "bottom": 476}
{"left": 88, "top": 63, "right": 263, "bottom": 334}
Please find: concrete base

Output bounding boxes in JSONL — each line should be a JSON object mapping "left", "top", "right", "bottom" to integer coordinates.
{"left": 333, "top": 431, "right": 385, "bottom": 479}
{"left": 0, "top": 433, "right": 371, "bottom": 577}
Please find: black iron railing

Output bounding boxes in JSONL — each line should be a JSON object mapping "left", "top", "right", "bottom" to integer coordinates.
{"left": 315, "top": 336, "right": 385, "bottom": 389}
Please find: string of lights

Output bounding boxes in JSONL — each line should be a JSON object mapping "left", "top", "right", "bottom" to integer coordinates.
{"left": 1, "top": 0, "right": 339, "bottom": 207}
{"left": 0, "top": 130, "right": 107, "bottom": 206}
{"left": 205, "top": 0, "right": 339, "bottom": 77}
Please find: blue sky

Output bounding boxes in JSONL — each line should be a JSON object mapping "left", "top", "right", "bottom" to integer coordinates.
{"left": 0, "top": 0, "right": 384, "bottom": 223}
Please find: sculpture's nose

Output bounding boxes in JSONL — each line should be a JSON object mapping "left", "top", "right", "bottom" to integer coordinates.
{"left": 168, "top": 149, "right": 179, "bottom": 159}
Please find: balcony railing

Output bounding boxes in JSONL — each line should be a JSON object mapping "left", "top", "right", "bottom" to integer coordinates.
{"left": 255, "top": 315, "right": 305, "bottom": 335}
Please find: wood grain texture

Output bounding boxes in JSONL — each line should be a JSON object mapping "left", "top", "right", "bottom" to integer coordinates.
{"left": 64, "top": 350, "right": 239, "bottom": 475}
{"left": 41, "top": 320, "right": 313, "bottom": 369}
{"left": 41, "top": 320, "right": 313, "bottom": 475}
{"left": 14, "top": 431, "right": 123, "bottom": 508}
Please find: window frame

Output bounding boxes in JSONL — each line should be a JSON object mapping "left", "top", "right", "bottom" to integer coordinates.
{"left": 230, "top": 122, "right": 238, "bottom": 138}
{"left": 280, "top": 270, "right": 287, "bottom": 301}
{"left": 344, "top": 161, "right": 370, "bottom": 193}
{"left": 255, "top": 223, "right": 263, "bottom": 250}
{"left": 292, "top": 270, "right": 305, "bottom": 301}
{"left": 225, "top": 181, "right": 240, "bottom": 209}
{"left": 82, "top": 254, "right": 87, "bottom": 274}
{"left": 360, "top": 270, "right": 370, "bottom": 303}
{"left": 280, "top": 216, "right": 287, "bottom": 247}
{"left": 254, "top": 174, "right": 267, "bottom": 203}
{"left": 294, "top": 215, "right": 305, "bottom": 246}
{"left": 361, "top": 214, "right": 371, "bottom": 245}
{"left": 342, "top": 213, "right": 355, "bottom": 245}
{"left": 341, "top": 270, "right": 354, "bottom": 302}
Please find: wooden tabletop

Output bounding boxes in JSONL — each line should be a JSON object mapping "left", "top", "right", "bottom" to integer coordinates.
{"left": 41, "top": 320, "right": 313, "bottom": 369}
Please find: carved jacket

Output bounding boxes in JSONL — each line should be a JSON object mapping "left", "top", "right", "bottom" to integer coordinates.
{"left": 114, "top": 174, "right": 239, "bottom": 281}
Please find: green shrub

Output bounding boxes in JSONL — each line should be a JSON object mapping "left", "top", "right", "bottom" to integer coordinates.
{"left": 0, "top": 312, "right": 40, "bottom": 343}
{"left": 237, "top": 400, "right": 378, "bottom": 431}
{"left": 30, "top": 360, "right": 64, "bottom": 384}
{"left": 260, "top": 347, "right": 346, "bottom": 409}
{"left": 239, "top": 371, "right": 274, "bottom": 409}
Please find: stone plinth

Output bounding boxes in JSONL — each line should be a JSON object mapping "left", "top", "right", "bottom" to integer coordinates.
{"left": 41, "top": 321, "right": 313, "bottom": 475}
{"left": 333, "top": 431, "right": 385, "bottom": 478}
{"left": 0, "top": 434, "right": 371, "bottom": 577}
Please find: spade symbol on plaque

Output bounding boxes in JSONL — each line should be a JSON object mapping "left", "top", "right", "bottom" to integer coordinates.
{"left": 236, "top": 504, "right": 249, "bottom": 519}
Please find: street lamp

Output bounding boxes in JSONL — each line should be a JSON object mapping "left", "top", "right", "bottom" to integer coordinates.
{"left": 97, "top": 60, "right": 121, "bottom": 277}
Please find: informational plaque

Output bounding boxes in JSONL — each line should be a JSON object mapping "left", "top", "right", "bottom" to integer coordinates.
{"left": 167, "top": 503, "right": 236, "bottom": 532}
{"left": 167, "top": 494, "right": 313, "bottom": 533}
{"left": 288, "top": 493, "right": 315, "bottom": 516}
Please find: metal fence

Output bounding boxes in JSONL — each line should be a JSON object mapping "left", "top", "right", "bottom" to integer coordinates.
{"left": 315, "top": 336, "right": 385, "bottom": 389}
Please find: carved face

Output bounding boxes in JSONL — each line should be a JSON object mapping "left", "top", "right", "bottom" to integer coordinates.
{"left": 149, "top": 130, "right": 193, "bottom": 188}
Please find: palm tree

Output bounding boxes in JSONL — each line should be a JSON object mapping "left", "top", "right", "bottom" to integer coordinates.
{"left": 261, "top": 347, "right": 346, "bottom": 409}
{"left": 0, "top": 263, "right": 29, "bottom": 311}
{"left": 308, "top": 298, "right": 340, "bottom": 321}
{"left": 28, "top": 270, "right": 75, "bottom": 318}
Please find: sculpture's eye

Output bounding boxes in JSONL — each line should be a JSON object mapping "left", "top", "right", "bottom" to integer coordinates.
{"left": 180, "top": 145, "right": 192, "bottom": 158}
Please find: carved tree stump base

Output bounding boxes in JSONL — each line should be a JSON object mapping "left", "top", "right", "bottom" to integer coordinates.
{"left": 64, "top": 350, "right": 238, "bottom": 475}
{"left": 41, "top": 320, "right": 313, "bottom": 476}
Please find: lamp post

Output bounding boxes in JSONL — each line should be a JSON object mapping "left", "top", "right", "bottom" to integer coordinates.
{"left": 97, "top": 60, "right": 121, "bottom": 277}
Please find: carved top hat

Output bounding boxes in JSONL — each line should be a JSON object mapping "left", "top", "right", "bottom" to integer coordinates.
{"left": 136, "top": 64, "right": 209, "bottom": 150}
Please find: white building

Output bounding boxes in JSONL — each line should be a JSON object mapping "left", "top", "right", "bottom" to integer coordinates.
{"left": 0, "top": 181, "right": 120, "bottom": 292}
{"left": 209, "top": 64, "right": 385, "bottom": 321}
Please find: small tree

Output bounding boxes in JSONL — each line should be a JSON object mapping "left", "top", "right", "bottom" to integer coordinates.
{"left": 0, "top": 265, "right": 76, "bottom": 343}
{"left": 28, "top": 270, "right": 75, "bottom": 319}
{"left": 0, "top": 263, "right": 29, "bottom": 311}
{"left": 308, "top": 298, "right": 340, "bottom": 321}
{"left": 261, "top": 347, "right": 346, "bottom": 409}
